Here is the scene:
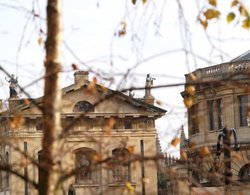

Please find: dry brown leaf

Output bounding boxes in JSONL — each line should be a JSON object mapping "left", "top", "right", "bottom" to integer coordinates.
{"left": 185, "top": 85, "right": 195, "bottom": 96}
{"left": 188, "top": 73, "right": 197, "bottom": 81}
{"left": 24, "top": 99, "right": 30, "bottom": 105}
{"left": 10, "top": 115, "right": 24, "bottom": 129}
{"left": 100, "top": 84, "right": 107, "bottom": 94}
{"left": 209, "top": 0, "right": 217, "bottom": 6}
{"left": 188, "top": 141, "right": 196, "bottom": 149}
{"left": 142, "top": 177, "right": 150, "bottom": 184}
{"left": 171, "top": 137, "right": 180, "bottom": 147}
{"left": 155, "top": 99, "right": 162, "bottom": 106}
{"left": 198, "top": 18, "right": 208, "bottom": 29}
{"left": 232, "top": 152, "right": 243, "bottom": 161}
{"left": 127, "top": 145, "right": 135, "bottom": 154}
{"left": 204, "top": 9, "right": 220, "bottom": 20}
{"left": 180, "top": 149, "right": 187, "bottom": 160}
{"left": 87, "top": 77, "right": 98, "bottom": 93}
{"left": 104, "top": 117, "right": 116, "bottom": 134}
{"left": 199, "top": 146, "right": 210, "bottom": 158}
{"left": 38, "top": 36, "right": 43, "bottom": 45}
{"left": 183, "top": 97, "right": 193, "bottom": 108}
{"left": 92, "top": 153, "right": 103, "bottom": 161}
{"left": 71, "top": 63, "right": 79, "bottom": 71}
{"left": 231, "top": 0, "right": 239, "bottom": 7}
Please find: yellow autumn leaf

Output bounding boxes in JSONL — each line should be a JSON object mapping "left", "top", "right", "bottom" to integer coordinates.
{"left": 126, "top": 182, "right": 135, "bottom": 194}
{"left": 199, "top": 146, "right": 210, "bottom": 158}
{"left": 185, "top": 85, "right": 195, "bottom": 96}
{"left": 198, "top": 18, "right": 208, "bottom": 29}
{"left": 242, "top": 18, "right": 250, "bottom": 29}
{"left": 183, "top": 96, "right": 193, "bottom": 108}
{"left": 239, "top": 6, "right": 249, "bottom": 17}
{"left": 209, "top": 0, "right": 217, "bottom": 6}
{"left": 171, "top": 137, "right": 180, "bottom": 147}
{"left": 204, "top": 9, "right": 220, "bottom": 20}
{"left": 227, "top": 12, "right": 236, "bottom": 23}
{"left": 231, "top": 0, "right": 239, "bottom": 7}
{"left": 142, "top": 0, "right": 147, "bottom": 4}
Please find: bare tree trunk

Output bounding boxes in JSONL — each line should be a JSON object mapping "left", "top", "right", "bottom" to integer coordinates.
{"left": 40, "top": 0, "right": 62, "bottom": 194}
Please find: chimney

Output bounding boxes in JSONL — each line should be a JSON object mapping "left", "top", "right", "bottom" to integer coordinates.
{"left": 9, "top": 98, "right": 19, "bottom": 111}
{"left": 143, "top": 74, "right": 155, "bottom": 105}
{"left": 74, "top": 71, "right": 89, "bottom": 87}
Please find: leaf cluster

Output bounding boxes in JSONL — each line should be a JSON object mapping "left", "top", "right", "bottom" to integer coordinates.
{"left": 226, "top": 0, "right": 250, "bottom": 29}
{"left": 198, "top": 0, "right": 250, "bottom": 30}
{"left": 198, "top": 0, "right": 221, "bottom": 29}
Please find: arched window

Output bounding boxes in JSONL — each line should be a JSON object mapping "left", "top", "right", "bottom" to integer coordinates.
{"left": 75, "top": 148, "right": 98, "bottom": 184}
{"left": 5, "top": 152, "right": 9, "bottom": 188}
{"left": 73, "top": 101, "right": 94, "bottom": 112}
{"left": 239, "top": 164, "right": 250, "bottom": 182}
{"left": 111, "top": 148, "right": 131, "bottom": 183}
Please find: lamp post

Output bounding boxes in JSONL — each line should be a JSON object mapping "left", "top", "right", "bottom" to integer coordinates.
{"left": 216, "top": 126, "right": 240, "bottom": 185}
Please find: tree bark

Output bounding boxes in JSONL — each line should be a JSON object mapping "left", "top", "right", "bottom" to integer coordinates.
{"left": 40, "top": 0, "right": 62, "bottom": 194}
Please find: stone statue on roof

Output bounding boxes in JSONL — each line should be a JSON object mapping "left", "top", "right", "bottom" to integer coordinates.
{"left": 146, "top": 74, "right": 155, "bottom": 86}
{"left": 6, "top": 74, "right": 18, "bottom": 98}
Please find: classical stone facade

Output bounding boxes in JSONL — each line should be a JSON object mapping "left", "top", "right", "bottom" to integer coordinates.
{"left": 182, "top": 50, "right": 250, "bottom": 194}
{"left": 0, "top": 71, "right": 166, "bottom": 195}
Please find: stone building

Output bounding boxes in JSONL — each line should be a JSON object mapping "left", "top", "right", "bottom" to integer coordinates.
{"left": 0, "top": 71, "right": 166, "bottom": 195}
{"left": 182, "top": 50, "right": 250, "bottom": 194}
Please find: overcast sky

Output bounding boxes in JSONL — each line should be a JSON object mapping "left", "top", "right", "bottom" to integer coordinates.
{"left": 1, "top": 0, "right": 250, "bottom": 155}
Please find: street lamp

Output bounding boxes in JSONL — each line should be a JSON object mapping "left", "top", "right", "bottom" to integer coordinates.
{"left": 216, "top": 126, "right": 240, "bottom": 185}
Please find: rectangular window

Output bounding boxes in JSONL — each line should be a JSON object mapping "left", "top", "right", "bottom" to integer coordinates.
{"left": 124, "top": 120, "right": 132, "bottom": 129}
{"left": 190, "top": 104, "right": 199, "bottom": 135}
{"left": 208, "top": 100, "right": 214, "bottom": 131}
{"left": 36, "top": 118, "right": 43, "bottom": 131}
{"left": 239, "top": 95, "right": 248, "bottom": 127}
{"left": 216, "top": 99, "right": 223, "bottom": 129}
{"left": 207, "top": 99, "right": 223, "bottom": 131}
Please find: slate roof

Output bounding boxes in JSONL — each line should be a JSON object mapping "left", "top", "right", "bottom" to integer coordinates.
{"left": 231, "top": 50, "right": 250, "bottom": 62}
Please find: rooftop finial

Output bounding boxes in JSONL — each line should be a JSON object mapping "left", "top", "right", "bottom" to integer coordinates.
{"left": 6, "top": 74, "right": 18, "bottom": 98}
{"left": 144, "top": 73, "right": 155, "bottom": 104}
{"left": 146, "top": 73, "right": 155, "bottom": 86}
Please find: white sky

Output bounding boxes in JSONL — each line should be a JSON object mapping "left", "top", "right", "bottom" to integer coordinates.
{"left": 1, "top": 0, "right": 250, "bottom": 156}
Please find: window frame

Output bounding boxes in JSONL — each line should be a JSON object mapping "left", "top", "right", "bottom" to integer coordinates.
{"left": 111, "top": 148, "right": 131, "bottom": 183}
{"left": 238, "top": 95, "right": 249, "bottom": 127}
{"left": 75, "top": 148, "right": 98, "bottom": 184}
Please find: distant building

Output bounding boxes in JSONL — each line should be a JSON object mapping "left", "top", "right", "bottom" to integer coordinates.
{"left": 181, "top": 50, "right": 250, "bottom": 194}
{"left": 0, "top": 71, "right": 166, "bottom": 195}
